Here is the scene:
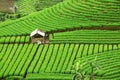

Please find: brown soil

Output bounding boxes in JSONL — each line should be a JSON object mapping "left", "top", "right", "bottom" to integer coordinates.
{"left": 0, "top": 0, "right": 15, "bottom": 13}
{"left": 46, "top": 26, "right": 120, "bottom": 34}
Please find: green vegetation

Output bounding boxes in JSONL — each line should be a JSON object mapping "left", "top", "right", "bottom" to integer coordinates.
{"left": 0, "top": 0, "right": 120, "bottom": 36}
{"left": 15, "top": 0, "right": 36, "bottom": 16}
{"left": 25, "top": 73, "right": 73, "bottom": 80}
{"left": 0, "top": 0, "right": 63, "bottom": 23}
{"left": 0, "top": 36, "right": 30, "bottom": 43}
{"left": 76, "top": 49, "right": 120, "bottom": 80}
{"left": 0, "top": 0, "right": 120, "bottom": 80}
{"left": 73, "top": 57, "right": 100, "bottom": 80}
{"left": 50, "top": 30, "right": 120, "bottom": 43}
{"left": 0, "top": 13, "right": 20, "bottom": 22}
{"left": 0, "top": 43, "right": 120, "bottom": 79}
{"left": 34, "top": 0, "right": 63, "bottom": 11}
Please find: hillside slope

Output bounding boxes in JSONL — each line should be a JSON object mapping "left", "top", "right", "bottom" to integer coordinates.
{"left": 0, "top": 0, "right": 63, "bottom": 23}
{"left": 15, "top": 0, "right": 36, "bottom": 15}
{"left": 0, "top": 0, "right": 120, "bottom": 36}
{"left": 0, "top": 43, "right": 120, "bottom": 79}
{"left": 0, "top": 0, "right": 120, "bottom": 80}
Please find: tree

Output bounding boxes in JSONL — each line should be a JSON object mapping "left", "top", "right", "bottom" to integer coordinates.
{"left": 73, "top": 56, "right": 100, "bottom": 80}
{"left": 72, "top": 60, "right": 86, "bottom": 80}
{"left": 34, "top": 0, "right": 41, "bottom": 11}
{"left": 87, "top": 56, "right": 100, "bottom": 80}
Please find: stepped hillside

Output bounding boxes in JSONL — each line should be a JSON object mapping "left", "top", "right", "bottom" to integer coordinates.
{"left": 0, "top": 43, "right": 120, "bottom": 79}
{"left": 33, "top": 0, "right": 64, "bottom": 11}
{"left": 15, "top": 0, "right": 36, "bottom": 16}
{"left": 0, "top": 30, "right": 120, "bottom": 44}
{"left": 0, "top": 0, "right": 120, "bottom": 36}
{"left": 50, "top": 30, "right": 120, "bottom": 44}
{"left": 0, "top": 0, "right": 63, "bottom": 22}
{"left": 0, "top": 0, "right": 120, "bottom": 80}
{"left": 0, "top": 30, "right": 120, "bottom": 79}
{"left": 77, "top": 49, "right": 120, "bottom": 80}
{"left": 15, "top": 0, "right": 63, "bottom": 16}
{"left": 0, "top": 0, "right": 36, "bottom": 23}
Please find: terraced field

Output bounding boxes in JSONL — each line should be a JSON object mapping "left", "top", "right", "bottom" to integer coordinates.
{"left": 78, "top": 49, "right": 120, "bottom": 80}
{"left": 0, "top": 0, "right": 63, "bottom": 23}
{"left": 0, "top": 0, "right": 120, "bottom": 80}
{"left": 0, "top": 42, "right": 120, "bottom": 79}
{"left": 0, "top": 0, "right": 120, "bottom": 36}
{"left": 0, "top": 36, "right": 30, "bottom": 44}
{"left": 15, "top": 0, "right": 63, "bottom": 15}
{"left": 50, "top": 30, "right": 120, "bottom": 43}
{"left": 15, "top": 0, "right": 36, "bottom": 15}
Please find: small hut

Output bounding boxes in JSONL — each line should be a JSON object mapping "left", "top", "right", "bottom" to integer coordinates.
{"left": 0, "top": 0, "right": 17, "bottom": 13}
{"left": 30, "top": 29, "right": 49, "bottom": 44}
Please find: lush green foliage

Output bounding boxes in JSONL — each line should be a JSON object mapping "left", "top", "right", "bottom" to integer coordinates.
{"left": 0, "top": 13, "right": 20, "bottom": 22}
{"left": 34, "top": 0, "right": 63, "bottom": 11}
{"left": 25, "top": 73, "right": 73, "bottom": 80}
{"left": 0, "top": 0, "right": 63, "bottom": 23}
{"left": 76, "top": 49, "right": 120, "bottom": 80}
{"left": 50, "top": 30, "right": 120, "bottom": 43}
{"left": 0, "top": 0, "right": 120, "bottom": 36}
{"left": 0, "top": 0, "right": 120, "bottom": 80}
{"left": 0, "top": 36, "right": 30, "bottom": 43}
{"left": 0, "top": 43, "right": 120, "bottom": 79}
{"left": 15, "top": 0, "right": 36, "bottom": 15}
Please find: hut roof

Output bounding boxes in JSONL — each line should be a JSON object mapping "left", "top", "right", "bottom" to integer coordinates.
{"left": 30, "top": 29, "right": 45, "bottom": 37}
